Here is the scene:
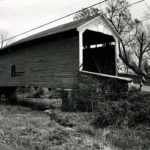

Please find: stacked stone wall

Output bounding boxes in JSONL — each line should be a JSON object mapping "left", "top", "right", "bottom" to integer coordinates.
{"left": 62, "top": 72, "right": 131, "bottom": 111}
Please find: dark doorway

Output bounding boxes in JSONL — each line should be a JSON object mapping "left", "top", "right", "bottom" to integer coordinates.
{"left": 82, "top": 29, "right": 116, "bottom": 75}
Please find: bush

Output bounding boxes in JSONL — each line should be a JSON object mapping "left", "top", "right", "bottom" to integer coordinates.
{"left": 16, "top": 86, "right": 54, "bottom": 98}
{"left": 16, "top": 86, "right": 36, "bottom": 98}
{"left": 62, "top": 89, "right": 97, "bottom": 112}
{"left": 16, "top": 87, "right": 25, "bottom": 94}
{"left": 93, "top": 92, "right": 150, "bottom": 128}
{"left": 34, "top": 87, "right": 50, "bottom": 98}
{"left": 34, "top": 87, "right": 58, "bottom": 98}
{"left": 93, "top": 101, "right": 127, "bottom": 128}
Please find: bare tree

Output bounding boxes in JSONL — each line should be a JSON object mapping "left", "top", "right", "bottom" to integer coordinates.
{"left": 0, "top": 30, "right": 10, "bottom": 48}
{"left": 106, "top": 0, "right": 150, "bottom": 90}
{"left": 105, "top": 0, "right": 150, "bottom": 88}
{"left": 119, "top": 21, "right": 150, "bottom": 89}
{"left": 73, "top": 7, "right": 100, "bottom": 20}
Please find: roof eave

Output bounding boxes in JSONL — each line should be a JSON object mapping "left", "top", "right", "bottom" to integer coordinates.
{"left": 77, "top": 15, "right": 121, "bottom": 41}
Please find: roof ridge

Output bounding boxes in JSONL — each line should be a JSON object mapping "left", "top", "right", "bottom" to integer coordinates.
{"left": 1, "top": 14, "right": 103, "bottom": 50}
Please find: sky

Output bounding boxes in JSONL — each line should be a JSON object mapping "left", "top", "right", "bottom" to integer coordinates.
{"left": 0, "top": 0, "right": 150, "bottom": 42}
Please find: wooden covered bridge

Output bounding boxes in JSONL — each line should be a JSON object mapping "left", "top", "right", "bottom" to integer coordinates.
{"left": 0, "top": 15, "right": 132, "bottom": 102}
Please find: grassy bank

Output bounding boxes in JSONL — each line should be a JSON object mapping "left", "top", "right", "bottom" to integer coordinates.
{"left": 0, "top": 105, "right": 107, "bottom": 150}
{"left": 0, "top": 90, "right": 150, "bottom": 150}
{"left": 0, "top": 103, "right": 149, "bottom": 150}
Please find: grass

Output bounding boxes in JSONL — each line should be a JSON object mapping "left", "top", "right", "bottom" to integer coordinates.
{"left": 107, "top": 127, "right": 150, "bottom": 150}
{"left": 0, "top": 105, "right": 106, "bottom": 150}
{"left": 0, "top": 104, "right": 149, "bottom": 150}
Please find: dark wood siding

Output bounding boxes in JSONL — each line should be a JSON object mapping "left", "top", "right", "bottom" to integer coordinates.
{"left": 0, "top": 33, "right": 79, "bottom": 88}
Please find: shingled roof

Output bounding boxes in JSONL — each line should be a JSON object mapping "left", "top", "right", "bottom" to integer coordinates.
{"left": 1, "top": 16, "right": 96, "bottom": 50}
{"left": 13, "top": 17, "right": 93, "bottom": 45}
{"left": 1, "top": 14, "right": 120, "bottom": 50}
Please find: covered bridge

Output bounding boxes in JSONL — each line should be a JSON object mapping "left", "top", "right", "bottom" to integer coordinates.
{"left": 0, "top": 15, "right": 132, "bottom": 94}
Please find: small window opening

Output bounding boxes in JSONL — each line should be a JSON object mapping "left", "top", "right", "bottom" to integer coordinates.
{"left": 11, "top": 65, "right": 16, "bottom": 77}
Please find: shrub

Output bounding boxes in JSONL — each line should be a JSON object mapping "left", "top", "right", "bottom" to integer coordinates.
{"left": 93, "top": 92, "right": 150, "bottom": 128}
{"left": 62, "top": 89, "right": 96, "bottom": 112}
{"left": 34, "top": 87, "right": 51, "bottom": 98}
{"left": 16, "top": 86, "right": 54, "bottom": 98}
{"left": 16, "top": 86, "right": 36, "bottom": 98}
{"left": 93, "top": 102, "right": 127, "bottom": 128}
{"left": 16, "top": 87, "right": 25, "bottom": 94}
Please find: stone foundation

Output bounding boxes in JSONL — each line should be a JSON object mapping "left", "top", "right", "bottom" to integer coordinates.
{"left": 61, "top": 71, "right": 132, "bottom": 111}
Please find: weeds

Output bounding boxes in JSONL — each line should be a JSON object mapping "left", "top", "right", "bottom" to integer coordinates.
{"left": 0, "top": 90, "right": 150, "bottom": 150}
{"left": 76, "top": 125, "right": 95, "bottom": 136}
{"left": 0, "top": 105, "right": 105, "bottom": 150}
{"left": 106, "top": 127, "right": 150, "bottom": 150}
{"left": 93, "top": 92, "right": 150, "bottom": 128}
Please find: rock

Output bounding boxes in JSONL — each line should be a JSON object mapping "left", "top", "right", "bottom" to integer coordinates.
{"left": 44, "top": 109, "right": 51, "bottom": 115}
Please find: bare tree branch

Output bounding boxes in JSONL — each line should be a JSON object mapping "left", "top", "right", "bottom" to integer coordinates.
{"left": 0, "top": 30, "right": 10, "bottom": 49}
{"left": 73, "top": 0, "right": 150, "bottom": 90}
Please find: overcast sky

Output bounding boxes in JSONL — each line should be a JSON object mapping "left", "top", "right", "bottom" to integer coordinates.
{"left": 0, "top": 0, "right": 150, "bottom": 41}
